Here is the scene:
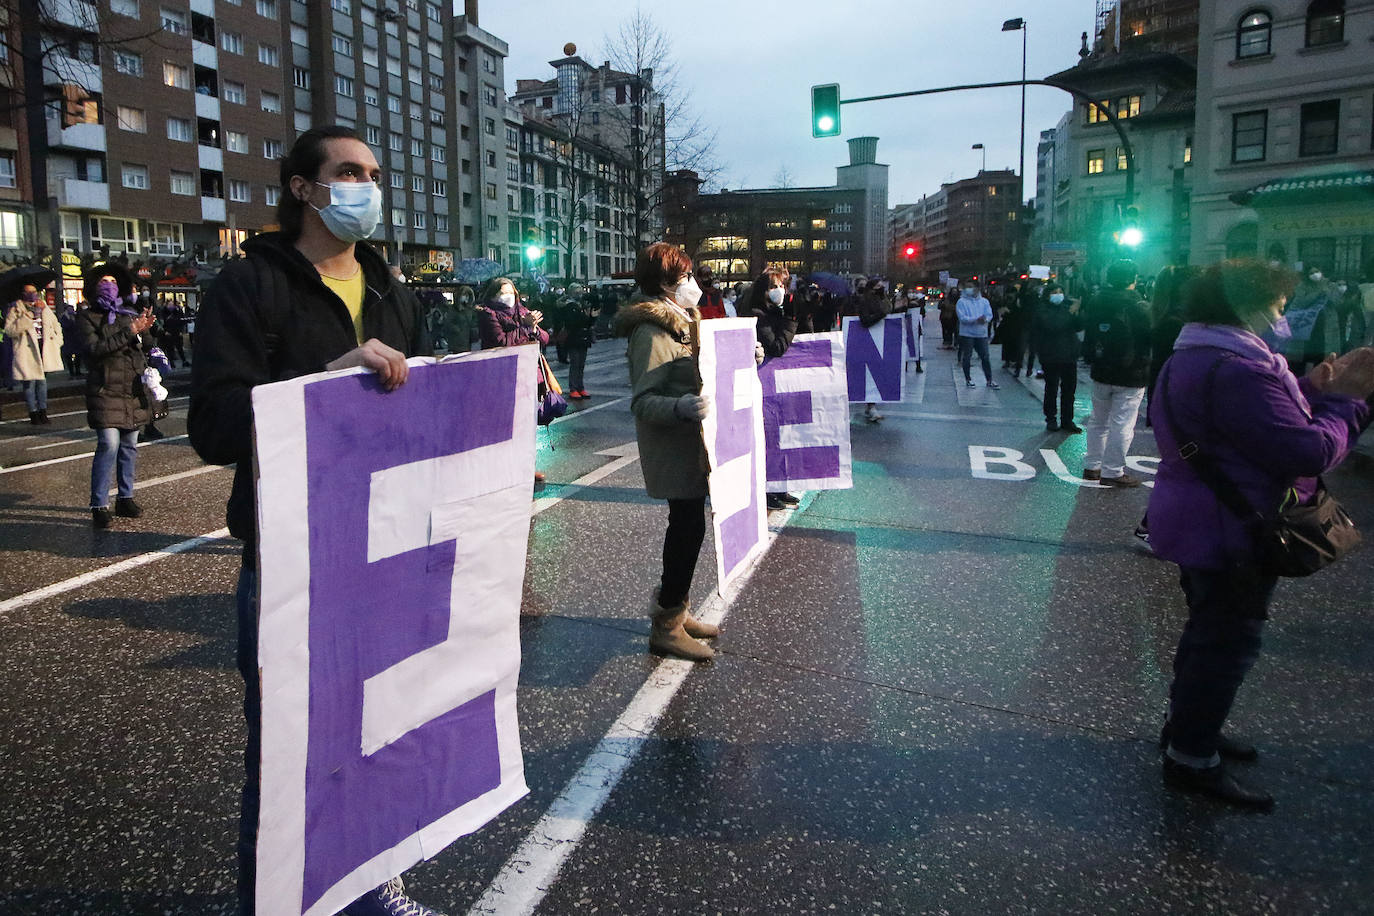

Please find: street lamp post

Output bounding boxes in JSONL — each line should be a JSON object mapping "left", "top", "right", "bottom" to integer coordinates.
{"left": 1002, "top": 18, "right": 1027, "bottom": 210}
{"left": 971, "top": 143, "right": 986, "bottom": 173}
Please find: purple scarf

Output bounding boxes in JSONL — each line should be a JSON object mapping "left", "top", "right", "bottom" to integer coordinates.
{"left": 1173, "top": 322, "right": 1311, "bottom": 417}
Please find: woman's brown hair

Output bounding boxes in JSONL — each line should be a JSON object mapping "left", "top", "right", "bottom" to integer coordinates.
{"left": 635, "top": 242, "right": 693, "bottom": 296}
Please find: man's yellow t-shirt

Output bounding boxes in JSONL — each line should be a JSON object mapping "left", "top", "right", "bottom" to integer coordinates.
{"left": 320, "top": 268, "right": 366, "bottom": 343}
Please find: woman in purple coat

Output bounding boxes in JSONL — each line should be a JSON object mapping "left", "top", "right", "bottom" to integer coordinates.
{"left": 477, "top": 276, "right": 551, "bottom": 483}
{"left": 1150, "top": 259, "right": 1374, "bottom": 810}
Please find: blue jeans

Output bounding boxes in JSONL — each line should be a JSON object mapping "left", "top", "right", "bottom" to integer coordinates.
{"left": 1166, "top": 566, "right": 1274, "bottom": 762}
{"left": 958, "top": 335, "right": 992, "bottom": 382}
{"left": 90, "top": 427, "right": 138, "bottom": 507}
{"left": 22, "top": 378, "right": 47, "bottom": 412}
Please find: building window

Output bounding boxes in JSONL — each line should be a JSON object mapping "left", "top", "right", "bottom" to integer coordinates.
{"left": 391, "top": 208, "right": 405, "bottom": 228}
{"left": 228, "top": 179, "right": 251, "bottom": 202}
{"left": 484, "top": 117, "right": 495, "bottom": 136}
{"left": 1183, "top": 136, "right": 1193, "bottom": 164}
{"left": 1231, "top": 110, "right": 1267, "bottom": 162}
{"left": 409, "top": 138, "right": 423, "bottom": 157}
{"left": 483, "top": 84, "right": 498, "bottom": 106}
{"left": 147, "top": 221, "right": 182, "bottom": 255}
{"left": 435, "top": 214, "right": 448, "bottom": 232}
{"left": 292, "top": 67, "right": 310, "bottom": 90}
{"left": 263, "top": 138, "right": 282, "bottom": 159}
{"left": 166, "top": 117, "right": 192, "bottom": 141}
{"left": 111, "top": 0, "right": 138, "bottom": 16}
{"left": 261, "top": 91, "right": 281, "bottom": 113}
{"left": 1116, "top": 146, "right": 1128, "bottom": 171}
{"left": 160, "top": 7, "right": 187, "bottom": 34}
{"left": 258, "top": 44, "right": 279, "bottom": 67}
{"left": 220, "top": 31, "right": 243, "bottom": 54}
{"left": 170, "top": 170, "right": 195, "bottom": 195}
{"left": 363, "top": 46, "right": 378, "bottom": 67}
{"left": 485, "top": 182, "right": 497, "bottom": 200}
{"left": 163, "top": 62, "right": 190, "bottom": 89}
{"left": 0, "top": 153, "right": 15, "bottom": 189}
{"left": 413, "top": 211, "right": 426, "bottom": 229}
{"left": 114, "top": 50, "right": 143, "bottom": 76}
{"left": 389, "top": 133, "right": 403, "bottom": 151}
{"left": 432, "top": 179, "right": 446, "bottom": 197}
{"left": 365, "top": 126, "right": 381, "bottom": 145}
{"left": 335, "top": 75, "right": 353, "bottom": 97}
{"left": 226, "top": 131, "right": 248, "bottom": 153}
{"left": 431, "top": 145, "right": 445, "bottom": 163}
{"left": 291, "top": 24, "right": 308, "bottom": 46}
{"left": 488, "top": 215, "right": 498, "bottom": 231}
{"left": 389, "top": 172, "right": 404, "bottom": 189}
{"left": 506, "top": 162, "right": 518, "bottom": 182}
{"left": 364, "top": 88, "right": 379, "bottom": 107}
{"left": 121, "top": 163, "right": 149, "bottom": 189}
{"left": 266, "top": 186, "right": 280, "bottom": 206}
{"left": 1236, "top": 10, "right": 1271, "bottom": 58}
{"left": 223, "top": 81, "right": 246, "bottom": 104}
{"left": 115, "top": 106, "right": 145, "bottom": 132}
{"left": 255, "top": 0, "right": 276, "bottom": 16}
{"left": 332, "top": 34, "right": 353, "bottom": 55}
{"left": 1305, "top": 0, "right": 1344, "bottom": 47}
{"left": 387, "top": 96, "right": 402, "bottom": 113}
{"left": 330, "top": 0, "right": 351, "bottom": 10}
{"left": 1086, "top": 149, "right": 1105, "bottom": 174}
{"left": 411, "top": 175, "right": 424, "bottom": 192}
{"left": 1299, "top": 99, "right": 1340, "bottom": 156}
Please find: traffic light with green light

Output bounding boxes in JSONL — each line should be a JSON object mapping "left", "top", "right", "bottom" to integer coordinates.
{"left": 524, "top": 226, "right": 544, "bottom": 263}
{"left": 1114, "top": 206, "right": 1144, "bottom": 248}
{"left": 811, "top": 84, "right": 841, "bottom": 138}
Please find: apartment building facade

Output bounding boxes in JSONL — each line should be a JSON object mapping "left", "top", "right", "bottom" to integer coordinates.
{"left": 1190, "top": 0, "right": 1374, "bottom": 278}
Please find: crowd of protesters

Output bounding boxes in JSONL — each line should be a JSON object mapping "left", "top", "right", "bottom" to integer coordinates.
{"left": 5, "top": 126, "right": 1374, "bottom": 916}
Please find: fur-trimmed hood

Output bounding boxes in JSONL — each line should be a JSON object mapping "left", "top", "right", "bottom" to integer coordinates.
{"left": 613, "top": 292, "right": 698, "bottom": 340}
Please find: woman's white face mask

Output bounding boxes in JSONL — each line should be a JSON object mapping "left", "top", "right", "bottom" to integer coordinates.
{"left": 671, "top": 275, "right": 702, "bottom": 308}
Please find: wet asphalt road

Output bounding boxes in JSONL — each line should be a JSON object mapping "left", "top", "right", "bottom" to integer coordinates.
{"left": 2, "top": 316, "right": 1373, "bottom": 915}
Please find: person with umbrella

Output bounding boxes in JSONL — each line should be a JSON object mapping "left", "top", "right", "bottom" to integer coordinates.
{"left": 3, "top": 266, "right": 63, "bottom": 423}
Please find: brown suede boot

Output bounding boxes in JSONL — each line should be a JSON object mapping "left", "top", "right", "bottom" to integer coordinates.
{"left": 649, "top": 602, "right": 715, "bottom": 662}
{"left": 652, "top": 590, "right": 720, "bottom": 639}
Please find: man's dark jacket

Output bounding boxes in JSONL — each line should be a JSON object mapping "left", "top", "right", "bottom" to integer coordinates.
{"left": 189, "top": 232, "right": 431, "bottom": 562}
{"left": 1081, "top": 285, "right": 1151, "bottom": 388}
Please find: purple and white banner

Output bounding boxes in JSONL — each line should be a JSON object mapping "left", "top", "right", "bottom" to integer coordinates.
{"left": 904, "top": 310, "right": 923, "bottom": 363}
{"left": 843, "top": 315, "right": 905, "bottom": 403}
{"left": 698, "top": 318, "right": 768, "bottom": 593}
{"left": 252, "top": 349, "right": 535, "bottom": 916}
{"left": 759, "top": 332, "right": 852, "bottom": 492}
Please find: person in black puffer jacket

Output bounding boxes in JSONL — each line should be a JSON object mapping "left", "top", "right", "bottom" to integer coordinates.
{"left": 188, "top": 125, "right": 435, "bottom": 916}
{"left": 1080, "top": 259, "right": 1153, "bottom": 487}
{"left": 79, "top": 262, "right": 155, "bottom": 528}
{"left": 749, "top": 267, "right": 801, "bottom": 509}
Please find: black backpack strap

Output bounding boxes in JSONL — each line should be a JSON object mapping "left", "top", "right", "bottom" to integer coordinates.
{"left": 1158, "top": 354, "right": 1268, "bottom": 528}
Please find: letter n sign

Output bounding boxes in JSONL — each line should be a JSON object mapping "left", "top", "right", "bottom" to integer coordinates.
{"left": 251, "top": 350, "right": 534, "bottom": 916}
{"left": 843, "top": 315, "right": 905, "bottom": 403}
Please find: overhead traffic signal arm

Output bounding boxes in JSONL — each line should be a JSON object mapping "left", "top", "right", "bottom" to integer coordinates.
{"left": 811, "top": 84, "right": 841, "bottom": 138}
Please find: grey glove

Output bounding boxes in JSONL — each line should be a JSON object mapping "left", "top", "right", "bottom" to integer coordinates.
{"left": 673, "top": 393, "right": 710, "bottom": 422}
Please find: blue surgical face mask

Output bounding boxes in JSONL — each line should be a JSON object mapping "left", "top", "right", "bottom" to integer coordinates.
{"left": 1049, "top": 293, "right": 1066, "bottom": 304}
{"left": 311, "top": 180, "right": 382, "bottom": 243}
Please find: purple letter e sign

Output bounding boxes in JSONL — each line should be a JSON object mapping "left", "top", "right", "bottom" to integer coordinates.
{"left": 251, "top": 349, "right": 535, "bottom": 915}
{"left": 698, "top": 318, "right": 768, "bottom": 593}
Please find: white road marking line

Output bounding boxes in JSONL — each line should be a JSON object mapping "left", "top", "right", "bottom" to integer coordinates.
{"left": 465, "top": 501, "right": 800, "bottom": 916}
{"left": 0, "top": 527, "right": 232, "bottom": 616}
{"left": 549, "top": 396, "right": 627, "bottom": 424}
{"left": 532, "top": 443, "right": 637, "bottom": 516}
{"left": 110, "top": 462, "right": 230, "bottom": 497}
{"left": 24, "top": 404, "right": 189, "bottom": 450}
{"left": 0, "top": 435, "right": 189, "bottom": 474}
{"left": 1, "top": 395, "right": 189, "bottom": 426}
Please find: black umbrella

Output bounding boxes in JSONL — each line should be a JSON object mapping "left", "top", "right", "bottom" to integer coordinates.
{"left": 0, "top": 264, "right": 58, "bottom": 304}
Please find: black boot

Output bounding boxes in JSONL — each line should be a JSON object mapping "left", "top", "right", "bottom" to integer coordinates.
{"left": 38, "top": 409, "right": 50, "bottom": 424}
{"left": 1162, "top": 758, "right": 1273, "bottom": 811}
{"left": 1159, "top": 723, "right": 1258, "bottom": 762}
{"left": 28, "top": 411, "right": 40, "bottom": 425}
{"left": 115, "top": 497, "right": 143, "bottom": 518}
{"left": 92, "top": 507, "right": 113, "bottom": 529}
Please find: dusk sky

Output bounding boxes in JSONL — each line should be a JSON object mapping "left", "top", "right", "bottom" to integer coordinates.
{"left": 480, "top": 1, "right": 1101, "bottom": 207}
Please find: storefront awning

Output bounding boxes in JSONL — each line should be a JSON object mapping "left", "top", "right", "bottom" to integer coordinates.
{"left": 1230, "top": 170, "right": 1374, "bottom": 207}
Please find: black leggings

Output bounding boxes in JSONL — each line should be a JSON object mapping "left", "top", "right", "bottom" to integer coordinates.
{"left": 660, "top": 497, "right": 707, "bottom": 608}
